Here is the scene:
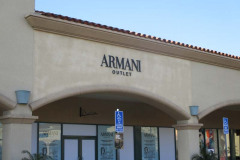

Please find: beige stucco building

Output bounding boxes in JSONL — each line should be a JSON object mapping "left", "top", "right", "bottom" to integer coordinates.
{"left": 1, "top": 0, "right": 240, "bottom": 160}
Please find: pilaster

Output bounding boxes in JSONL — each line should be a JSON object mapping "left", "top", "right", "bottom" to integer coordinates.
{"left": 0, "top": 104, "right": 38, "bottom": 160}
{"left": 173, "top": 117, "right": 203, "bottom": 160}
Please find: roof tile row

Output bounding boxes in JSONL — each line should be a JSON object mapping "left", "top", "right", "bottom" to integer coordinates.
{"left": 36, "top": 11, "right": 240, "bottom": 60}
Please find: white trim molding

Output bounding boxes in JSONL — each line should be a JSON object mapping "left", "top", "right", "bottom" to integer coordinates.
{"left": 0, "top": 115, "right": 38, "bottom": 124}
{"left": 173, "top": 123, "right": 203, "bottom": 130}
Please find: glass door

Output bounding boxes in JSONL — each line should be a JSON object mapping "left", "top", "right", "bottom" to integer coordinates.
{"left": 82, "top": 139, "right": 96, "bottom": 160}
{"left": 63, "top": 136, "right": 96, "bottom": 160}
{"left": 64, "top": 139, "right": 79, "bottom": 160}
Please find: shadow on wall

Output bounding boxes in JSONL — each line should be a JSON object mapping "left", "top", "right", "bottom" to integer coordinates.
{"left": 200, "top": 107, "right": 240, "bottom": 128}
{"left": 33, "top": 96, "right": 176, "bottom": 127}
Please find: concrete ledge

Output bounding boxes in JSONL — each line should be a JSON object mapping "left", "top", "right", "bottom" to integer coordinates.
{"left": 0, "top": 93, "right": 16, "bottom": 110}
{"left": 173, "top": 123, "right": 203, "bottom": 130}
{"left": 0, "top": 115, "right": 38, "bottom": 124}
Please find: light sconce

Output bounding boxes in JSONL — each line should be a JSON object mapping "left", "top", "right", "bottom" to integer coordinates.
{"left": 79, "top": 107, "right": 97, "bottom": 117}
{"left": 189, "top": 105, "right": 199, "bottom": 116}
{"left": 15, "top": 90, "right": 30, "bottom": 104}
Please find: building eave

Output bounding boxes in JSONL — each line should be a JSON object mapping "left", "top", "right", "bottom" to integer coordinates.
{"left": 26, "top": 13, "right": 240, "bottom": 70}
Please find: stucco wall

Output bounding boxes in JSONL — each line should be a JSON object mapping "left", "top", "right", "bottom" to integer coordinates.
{"left": 33, "top": 31, "right": 192, "bottom": 112}
{"left": 191, "top": 62, "right": 240, "bottom": 113}
{"left": 0, "top": 0, "right": 34, "bottom": 101}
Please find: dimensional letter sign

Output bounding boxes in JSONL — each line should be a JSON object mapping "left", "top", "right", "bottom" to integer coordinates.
{"left": 223, "top": 117, "right": 229, "bottom": 134}
{"left": 101, "top": 54, "right": 141, "bottom": 77}
{"left": 115, "top": 110, "right": 124, "bottom": 133}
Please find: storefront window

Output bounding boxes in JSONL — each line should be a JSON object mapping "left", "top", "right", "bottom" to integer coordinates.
{"left": 98, "top": 125, "right": 116, "bottom": 160}
{"left": 218, "top": 129, "right": 230, "bottom": 160}
{"left": 205, "top": 129, "right": 218, "bottom": 155}
{"left": 141, "top": 127, "right": 159, "bottom": 160}
{"left": 233, "top": 130, "right": 240, "bottom": 159}
{"left": 175, "top": 130, "right": 178, "bottom": 160}
{"left": 38, "top": 123, "right": 61, "bottom": 160}
{"left": 0, "top": 123, "right": 2, "bottom": 160}
{"left": 199, "top": 129, "right": 204, "bottom": 149}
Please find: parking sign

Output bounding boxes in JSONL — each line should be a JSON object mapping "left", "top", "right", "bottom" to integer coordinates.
{"left": 115, "top": 110, "right": 124, "bottom": 133}
{"left": 223, "top": 117, "right": 229, "bottom": 134}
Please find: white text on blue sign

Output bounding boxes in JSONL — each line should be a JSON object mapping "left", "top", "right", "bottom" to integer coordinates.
{"left": 115, "top": 111, "right": 124, "bottom": 133}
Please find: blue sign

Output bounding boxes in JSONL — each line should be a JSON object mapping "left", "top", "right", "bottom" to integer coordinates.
{"left": 115, "top": 110, "right": 124, "bottom": 133}
{"left": 223, "top": 117, "right": 229, "bottom": 134}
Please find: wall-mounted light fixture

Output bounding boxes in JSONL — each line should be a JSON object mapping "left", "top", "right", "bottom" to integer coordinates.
{"left": 15, "top": 90, "right": 30, "bottom": 104}
{"left": 189, "top": 105, "right": 199, "bottom": 116}
{"left": 79, "top": 107, "right": 97, "bottom": 117}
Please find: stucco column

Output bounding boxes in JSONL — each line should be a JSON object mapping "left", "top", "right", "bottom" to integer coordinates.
{"left": 173, "top": 117, "right": 203, "bottom": 160}
{"left": 0, "top": 105, "right": 38, "bottom": 160}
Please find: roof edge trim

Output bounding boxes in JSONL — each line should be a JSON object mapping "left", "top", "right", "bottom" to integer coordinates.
{"left": 26, "top": 13, "right": 240, "bottom": 71}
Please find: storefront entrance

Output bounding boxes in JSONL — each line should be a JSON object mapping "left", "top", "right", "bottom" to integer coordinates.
{"left": 63, "top": 136, "right": 96, "bottom": 160}
{"left": 199, "top": 105, "right": 240, "bottom": 160}
{"left": 33, "top": 96, "right": 178, "bottom": 160}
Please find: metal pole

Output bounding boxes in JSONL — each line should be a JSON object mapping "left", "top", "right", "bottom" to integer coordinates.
{"left": 117, "top": 149, "right": 120, "bottom": 160}
{"left": 225, "top": 133, "right": 228, "bottom": 160}
{"left": 116, "top": 109, "right": 120, "bottom": 160}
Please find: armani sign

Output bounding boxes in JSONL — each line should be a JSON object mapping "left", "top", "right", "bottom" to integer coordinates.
{"left": 100, "top": 54, "right": 141, "bottom": 76}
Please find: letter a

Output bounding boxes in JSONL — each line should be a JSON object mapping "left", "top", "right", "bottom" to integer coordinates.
{"left": 100, "top": 54, "right": 109, "bottom": 67}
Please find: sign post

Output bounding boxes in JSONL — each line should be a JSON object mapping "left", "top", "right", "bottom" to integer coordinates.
{"left": 115, "top": 109, "right": 124, "bottom": 160}
{"left": 223, "top": 117, "right": 229, "bottom": 160}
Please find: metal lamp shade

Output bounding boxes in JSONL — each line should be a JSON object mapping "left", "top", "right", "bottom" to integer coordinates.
{"left": 189, "top": 106, "right": 199, "bottom": 116}
{"left": 15, "top": 90, "right": 30, "bottom": 104}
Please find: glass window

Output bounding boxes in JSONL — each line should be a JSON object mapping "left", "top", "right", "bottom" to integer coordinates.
{"left": 175, "top": 130, "right": 178, "bottom": 160}
{"left": 235, "top": 130, "right": 240, "bottom": 158}
{"left": 98, "top": 125, "right": 116, "bottom": 160}
{"left": 218, "top": 129, "right": 230, "bottom": 160}
{"left": 39, "top": 123, "right": 61, "bottom": 160}
{"left": 141, "top": 127, "right": 159, "bottom": 160}
{"left": 205, "top": 129, "right": 218, "bottom": 155}
{"left": 199, "top": 129, "right": 204, "bottom": 149}
{"left": 0, "top": 123, "right": 2, "bottom": 160}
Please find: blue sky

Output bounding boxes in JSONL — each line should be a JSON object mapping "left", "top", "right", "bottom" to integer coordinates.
{"left": 36, "top": 0, "right": 240, "bottom": 56}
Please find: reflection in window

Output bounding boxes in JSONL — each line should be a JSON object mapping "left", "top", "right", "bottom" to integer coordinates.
{"left": 0, "top": 123, "right": 2, "bottom": 160}
{"left": 218, "top": 129, "right": 230, "bottom": 160}
{"left": 39, "top": 123, "right": 61, "bottom": 160}
{"left": 176, "top": 130, "right": 178, "bottom": 160}
{"left": 235, "top": 130, "right": 240, "bottom": 158}
{"left": 98, "top": 125, "right": 116, "bottom": 160}
{"left": 141, "top": 127, "right": 159, "bottom": 160}
{"left": 205, "top": 129, "right": 218, "bottom": 156}
{"left": 199, "top": 129, "right": 204, "bottom": 149}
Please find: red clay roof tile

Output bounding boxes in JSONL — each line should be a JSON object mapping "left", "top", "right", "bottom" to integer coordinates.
{"left": 35, "top": 10, "right": 239, "bottom": 60}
